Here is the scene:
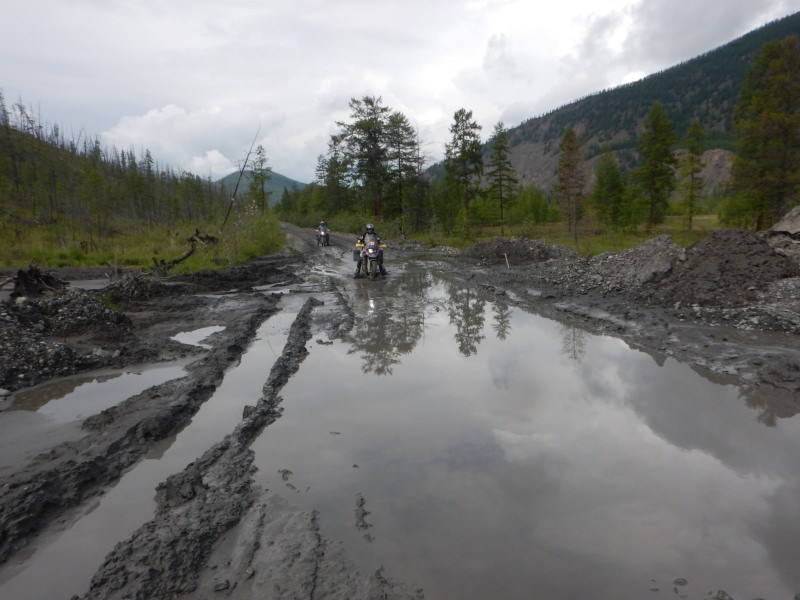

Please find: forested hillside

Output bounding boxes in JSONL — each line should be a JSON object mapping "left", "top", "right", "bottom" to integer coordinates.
{"left": 0, "top": 96, "right": 285, "bottom": 268}
{"left": 504, "top": 11, "right": 800, "bottom": 190}
{"left": 289, "top": 11, "right": 799, "bottom": 239}
{"left": 0, "top": 96, "right": 226, "bottom": 244}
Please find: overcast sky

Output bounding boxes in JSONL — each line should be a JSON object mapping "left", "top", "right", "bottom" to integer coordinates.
{"left": 2, "top": 0, "right": 796, "bottom": 183}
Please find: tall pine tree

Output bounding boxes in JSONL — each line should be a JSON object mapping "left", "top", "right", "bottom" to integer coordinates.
{"left": 337, "top": 96, "right": 390, "bottom": 217}
{"left": 444, "top": 108, "right": 483, "bottom": 234}
{"left": 729, "top": 35, "right": 800, "bottom": 229}
{"left": 676, "top": 119, "right": 705, "bottom": 230}
{"left": 633, "top": 101, "right": 677, "bottom": 232}
{"left": 486, "top": 121, "right": 518, "bottom": 234}
{"left": 589, "top": 151, "right": 627, "bottom": 228}
{"left": 554, "top": 126, "right": 585, "bottom": 246}
{"left": 248, "top": 144, "right": 273, "bottom": 213}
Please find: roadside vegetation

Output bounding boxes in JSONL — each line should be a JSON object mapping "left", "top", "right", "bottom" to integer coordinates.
{"left": 1, "top": 31, "right": 798, "bottom": 270}
{"left": 277, "top": 34, "right": 799, "bottom": 255}
{"left": 0, "top": 101, "right": 283, "bottom": 271}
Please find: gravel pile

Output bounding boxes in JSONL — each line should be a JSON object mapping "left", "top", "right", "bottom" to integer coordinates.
{"left": 586, "top": 235, "right": 685, "bottom": 295}
{"left": 642, "top": 229, "right": 800, "bottom": 307}
{"left": 459, "top": 236, "right": 576, "bottom": 265}
{"left": 0, "top": 288, "right": 130, "bottom": 391}
{"left": 459, "top": 227, "right": 800, "bottom": 334}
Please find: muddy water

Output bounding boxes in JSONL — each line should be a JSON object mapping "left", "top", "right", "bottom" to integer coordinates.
{"left": 2, "top": 260, "right": 799, "bottom": 599}
{"left": 251, "top": 267, "right": 800, "bottom": 600}
{"left": 0, "top": 295, "right": 306, "bottom": 599}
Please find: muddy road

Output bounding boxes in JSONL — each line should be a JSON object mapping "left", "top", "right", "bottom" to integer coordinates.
{"left": 1, "top": 220, "right": 800, "bottom": 599}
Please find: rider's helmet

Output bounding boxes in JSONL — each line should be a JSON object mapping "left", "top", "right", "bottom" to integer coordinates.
{"left": 320, "top": 220, "right": 326, "bottom": 225}
{"left": 366, "top": 223, "right": 374, "bottom": 232}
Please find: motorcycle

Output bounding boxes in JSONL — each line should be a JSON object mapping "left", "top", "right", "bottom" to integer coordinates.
{"left": 354, "top": 236, "right": 387, "bottom": 279}
{"left": 316, "top": 228, "right": 330, "bottom": 246}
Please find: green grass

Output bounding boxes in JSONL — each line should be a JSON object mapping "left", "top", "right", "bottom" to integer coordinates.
{"left": 420, "top": 214, "right": 723, "bottom": 256}
{"left": 2, "top": 211, "right": 724, "bottom": 274}
{"left": 0, "top": 212, "right": 285, "bottom": 273}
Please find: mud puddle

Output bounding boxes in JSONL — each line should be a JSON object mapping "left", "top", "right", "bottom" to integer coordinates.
{"left": 0, "top": 294, "right": 307, "bottom": 600}
{"left": 5, "top": 361, "right": 190, "bottom": 422}
{"left": 2, "top": 324, "right": 225, "bottom": 426}
{"left": 249, "top": 269, "right": 800, "bottom": 600}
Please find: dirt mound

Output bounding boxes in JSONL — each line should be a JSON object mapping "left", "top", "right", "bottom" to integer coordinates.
{"left": 465, "top": 229, "right": 800, "bottom": 313}
{"left": 644, "top": 229, "right": 800, "bottom": 307}
{"left": 459, "top": 236, "right": 575, "bottom": 265}
{"left": 172, "top": 256, "right": 302, "bottom": 291}
{"left": 588, "top": 235, "right": 684, "bottom": 295}
{"left": 0, "top": 289, "right": 131, "bottom": 390}
{"left": 766, "top": 205, "right": 800, "bottom": 265}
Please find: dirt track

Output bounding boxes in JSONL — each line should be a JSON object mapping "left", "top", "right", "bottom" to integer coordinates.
{"left": 0, "top": 218, "right": 799, "bottom": 598}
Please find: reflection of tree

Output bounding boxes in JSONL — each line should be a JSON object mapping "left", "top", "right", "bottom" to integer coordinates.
{"left": 559, "top": 323, "right": 587, "bottom": 362}
{"left": 492, "top": 301, "right": 512, "bottom": 340}
{"left": 446, "top": 282, "right": 486, "bottom": 356}
{"left": 344, "top": 272, "right": 430, "bottom": 375}
{"left": 740, "top": 385, "right": 800, "bottom": 427}
{"left": 687, "top": 363, "right": 799, "bottom": 428}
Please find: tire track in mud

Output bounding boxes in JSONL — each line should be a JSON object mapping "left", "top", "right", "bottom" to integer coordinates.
{"left": 78, "top": 296, "right": 421, "bottom": 600}
{"left": 0, "top": 294, "right": 279, "bottom": 564}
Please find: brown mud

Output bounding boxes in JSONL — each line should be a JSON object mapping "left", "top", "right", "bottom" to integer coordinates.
{"left": 0, "top": 214, "right": 799, "bottom": 599}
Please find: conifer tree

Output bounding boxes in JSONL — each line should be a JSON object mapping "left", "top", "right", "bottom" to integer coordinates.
{"left": 633, "top": 101, "right": 677, "bottom": 232}
{"left": 676, "top": 119, "right": 705, "bottom": 230}
{"left": 554, "top": 126, "right": 585, "bottom": 245}
{"left": 729, "top": 35, "right": 800, "bottom": 229}
{"left": 337, "top": 96, "right": 390, "bottom": 216}
{"left": 589, "top": 151, "right": 626, "bottom": 228}
{"left": 444, "top": 108, "right": 483, "bottom": 233}
{"left": 486, "top": 121, "right": 518, "bottom": 234}
{"left": 385, "top": 111, "right": 418, "bottom": 221}
{"left": 248, "top": 144, "right": 272, "bottom": 213}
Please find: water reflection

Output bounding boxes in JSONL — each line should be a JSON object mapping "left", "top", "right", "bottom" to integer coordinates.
{"left": 7, "top": 372, "right": 122, "bottom": 412}
{"left": 345, "top": 272, "right": 431, "bottom": 375}
{"left": 6, "top": 362, "right": 188, "bottom": 423}
{"left": 446, "top": 282, "right": 486, "bottom": 356}
{"left": 559, "top": 323, "right": 588, "bottom": 362}
{"left": 259, "top": 265, "right": 800, "bottom": 596}
{"left": 491, "top": 300, "right": 512, "bottom": 341}
{"left": 741, "top": 384, "right": 800, "bottom": 427}
{"left": 256, "top": 270, "right": 800, "bottom": 599}
{"left": 346, "top": 272, "right": 503, "bottom": 374}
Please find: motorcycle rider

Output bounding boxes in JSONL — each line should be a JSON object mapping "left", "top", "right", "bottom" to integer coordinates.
{"left": 315, "top": 220, "right": 330, "bottom": 245}
{"left": 354, "top": 223, "right": 386, "bottom": 277}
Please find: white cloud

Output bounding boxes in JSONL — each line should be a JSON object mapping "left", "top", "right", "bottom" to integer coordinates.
{"left": 1, "top": 0, "right": 796, "bottom": 182}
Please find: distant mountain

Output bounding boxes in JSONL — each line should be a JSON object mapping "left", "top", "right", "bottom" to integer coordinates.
{"left": 494, "top": 11, "right": 800, "bottom": 192}
{"left": 217, "top": 170, "right": 307, "bottom": 205}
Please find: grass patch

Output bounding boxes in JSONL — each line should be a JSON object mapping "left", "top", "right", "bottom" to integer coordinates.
{"left": 0, "top": 211, "right": 285, "bottom": 273}
{"left": 466, "top": 215, "right": 723, "bottom": 256}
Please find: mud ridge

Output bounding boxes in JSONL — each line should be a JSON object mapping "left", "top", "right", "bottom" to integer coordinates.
{"left": 0, "top": 294, "right": 279, "bottom": 564}
{"left": 78, "top": 296, "right": 422, "bottom": 600}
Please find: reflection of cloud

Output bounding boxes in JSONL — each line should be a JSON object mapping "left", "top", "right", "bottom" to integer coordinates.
{"left": 490, "top": 387, "right": 786, "bottom": 595}
{"left": 277, "top": 278, "right": 800, "bottom": 598}
{"left": 752, "top": 478, "right": 800, "bottom": 593}
{"left": 493, "top": 428, "right": 560, "bottom": 459}
{"left": 615, "top": 356, "right": 800, "bottom": 479}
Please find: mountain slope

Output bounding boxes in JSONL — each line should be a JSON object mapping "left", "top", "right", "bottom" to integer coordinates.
{"left": 217, "top": 170, "right": 307, "bottom": 205}
{"left": 503, "top": 11, "right": 800, "bottom": 191}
